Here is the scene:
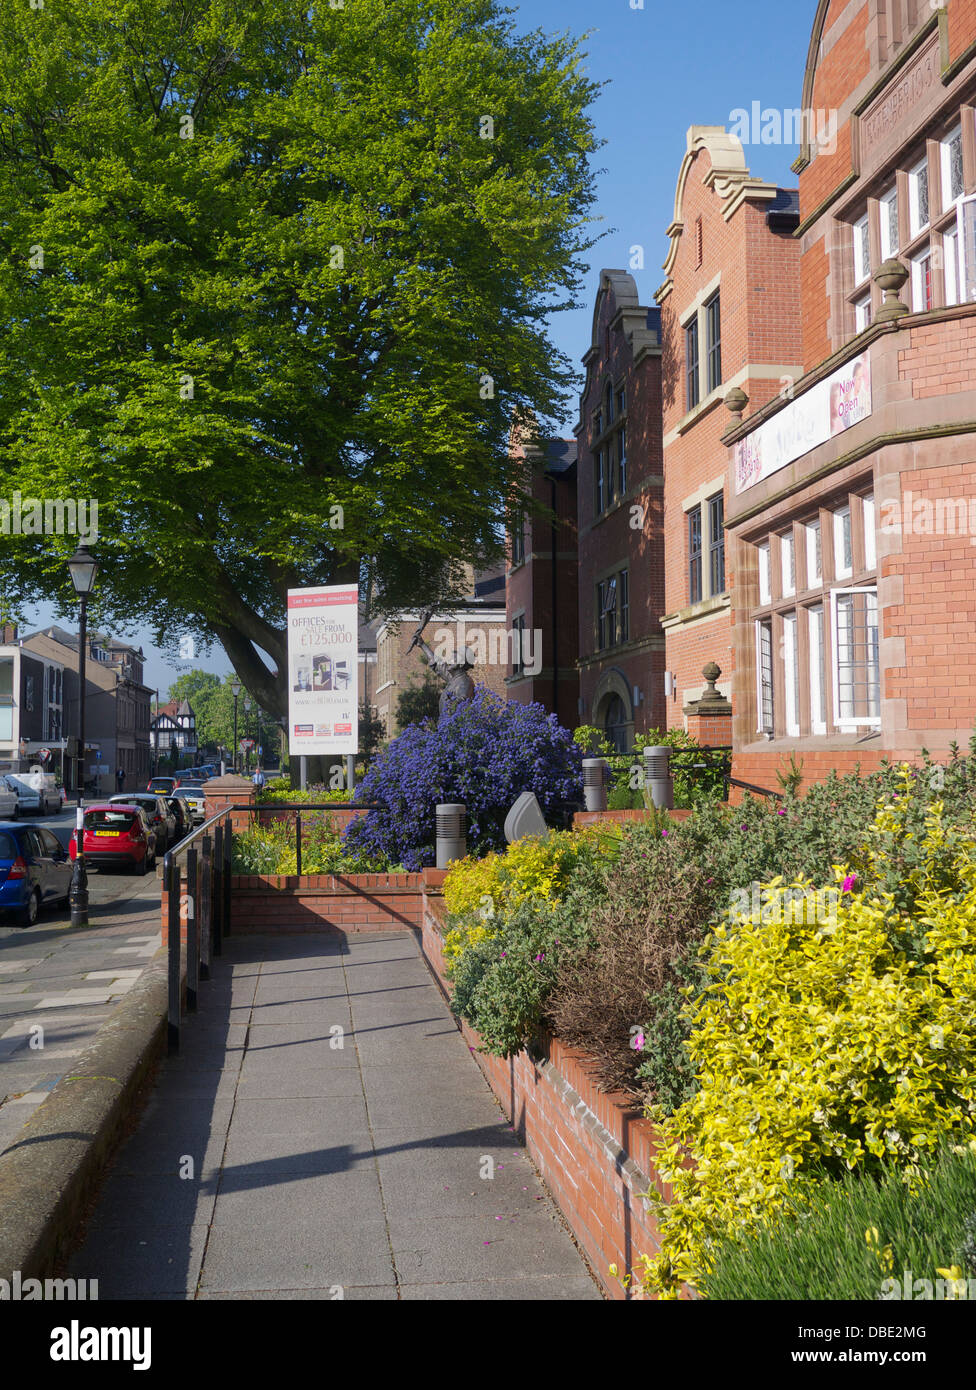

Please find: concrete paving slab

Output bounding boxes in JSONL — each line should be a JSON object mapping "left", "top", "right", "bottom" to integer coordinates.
{"left": 67, "top": 930, "right": 604, "bottom": 1301}
{"left": 400, "top": 1275, "right": 603, "bottom": 1300}
{"left": 78, "top": 1171, "right": 220, "bottom": 1231}
{"left": 197, "top": 1285, "right": 398, "bottom": 1300}
{"left": 68, "top": 1221, "right": 211, "bottom": 1299}
{"left": 389, "top": 1209, "right": 591, "bottom": 1285}
{"left": 199, "top": 1210, "right": 395, "bottom": 1293}
{"left": 234, "top": 1065, "right": 366, "bottom": 1099}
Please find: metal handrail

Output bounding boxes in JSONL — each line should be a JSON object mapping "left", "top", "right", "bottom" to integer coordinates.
{"left": 163, "top": 805, "right": 234, "bottom": 1055}
{"left": 164, "top": 800, "right": 383, "bottom": 1052}
{"left": 162, "top": 805, "right": 235, "bottom": 868}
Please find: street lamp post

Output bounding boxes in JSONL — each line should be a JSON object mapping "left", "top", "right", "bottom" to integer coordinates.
{"left": 67, "top": 543, "right": 98, "bottom": 928}
{"left": 230, "top": 679, "right": 241, "bottom": 773}
{"left": 152, "top": 688, "right": 159, "bottom": 779}
{"left": 243, "top": 696, "right": 252, "bottom": 774}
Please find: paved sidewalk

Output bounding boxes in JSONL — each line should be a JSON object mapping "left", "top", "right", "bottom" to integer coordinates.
{"left": 69, "top": 931, "right": 603, "bottom": 1300}
{"left": 0, "top": 874, "right": 162, "bottom": 1153}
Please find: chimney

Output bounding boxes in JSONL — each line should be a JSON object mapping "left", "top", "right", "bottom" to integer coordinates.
{"left": 1, "top": 622, "right": 17, "bottom": 644}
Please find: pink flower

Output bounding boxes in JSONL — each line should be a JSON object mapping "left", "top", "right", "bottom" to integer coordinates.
{"left": 841, "top": 873, "right": 857, "bottom": 892}
{"left": 631, "top": 1031, "right": 645, "bottom": 1052}
{"left": 777, "top": 808, "right": 786, "bottom": 815}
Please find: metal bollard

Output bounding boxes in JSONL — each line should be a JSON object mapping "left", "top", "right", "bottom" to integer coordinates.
{"left": 643, "top": 745, "right": 674, "bottom": 809}
{"left": 582, "top": 758, "right": 608, "bottom": 813}
{"left": 436, "top": 803, "right": 467, "bottom": 869}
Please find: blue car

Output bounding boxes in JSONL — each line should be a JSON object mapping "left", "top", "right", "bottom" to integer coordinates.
{"left": 0, "top": 822, "right": 73, "bottom": 927}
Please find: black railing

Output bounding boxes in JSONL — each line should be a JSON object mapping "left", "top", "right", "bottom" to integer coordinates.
{"left": 162, "top": 807, "right": 234, "bottom": 1055}
{"left": 243, "top": 801, "right": 383, "bottom": 873}
{"left": 593, "top": 747, "right": 782, "bottom": 803}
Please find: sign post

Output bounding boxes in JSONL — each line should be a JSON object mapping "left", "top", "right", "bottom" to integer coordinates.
{"left": 286, "top": 585, "right": 359, "bottom": 767}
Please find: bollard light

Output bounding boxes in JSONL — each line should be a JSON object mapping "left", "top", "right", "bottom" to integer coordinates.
{"left": 582, "top": 758, "right": 608, "bottom": 813}
{"left": 643, "top": 745, "right": 674, "bottom": 810}
{"left": 435, "top": 803, "right": 467, "bottom": 869}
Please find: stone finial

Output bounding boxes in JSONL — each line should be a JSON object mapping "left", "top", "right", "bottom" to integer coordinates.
{"left": 683, "top": 662, "right": 732, "bottom": 718}
{"left": 701, "top": 662, "right": 722, "bottom": 696}
{"left": 724, "top": 386, "right": 749, "bottom": 419}
{"left": 873, "top": 258, "right": 910, "bottom": 321}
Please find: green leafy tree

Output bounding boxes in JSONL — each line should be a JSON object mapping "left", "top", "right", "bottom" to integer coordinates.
{"left": 396, "top": 673, "right": 442, "bottom": 730}
{"left": 158, "top": 670, "right": 279, "bottom": 766}
{"left": 0, "top": 0, "right": 601, "bottom": 754}
{"left": 359, "top": 698, "right": 386, "bottom": 765}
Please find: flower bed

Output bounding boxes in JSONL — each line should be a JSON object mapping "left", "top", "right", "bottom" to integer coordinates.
{"left": 437, "top": 742, "right": 976, "bottom": 1298}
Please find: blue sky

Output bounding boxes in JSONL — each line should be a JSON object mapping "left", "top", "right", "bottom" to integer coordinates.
{"left": 23, "top": 0, "right": 819, "bottom": 696}
{"left": 514, "top": 0, "right": 817, "bottom": 418}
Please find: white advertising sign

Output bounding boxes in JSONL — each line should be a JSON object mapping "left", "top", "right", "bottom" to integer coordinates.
{"left": 287, "top": 585, "right": 359, "bottom": 756}
{"left": 734, "top": 352, "right": 872, "bottom": 495}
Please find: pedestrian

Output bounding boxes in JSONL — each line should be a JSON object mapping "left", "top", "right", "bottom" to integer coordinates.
{"left": 252, "top": 766, "right": 266, "bottom": 791}
{"left": 116, "top": 765, "right": 125, "bottom": 793}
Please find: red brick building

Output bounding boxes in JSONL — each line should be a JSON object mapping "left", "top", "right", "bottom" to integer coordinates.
{"left": 574, "top": 270, "right": 666, "bottom": 748}
{"left": 372, "top": 565, "right": 508, "bottom": 738}
{"left": 504, "top": 433, "right": 580, "bottom": 728}
{"left": 724, "top": 0, "right": 976, "bottom": 791}
{"left": 656, "top": 127, "right": 803, "bottom": 745}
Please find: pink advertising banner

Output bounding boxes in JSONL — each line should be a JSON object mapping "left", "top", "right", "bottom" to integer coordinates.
{"left": 734, "top": 352, "right": 871, "bottom": 495}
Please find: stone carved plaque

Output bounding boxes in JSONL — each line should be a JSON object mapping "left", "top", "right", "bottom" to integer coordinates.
{"left": 859, "top": 34, "right": 940, "bottom": 164}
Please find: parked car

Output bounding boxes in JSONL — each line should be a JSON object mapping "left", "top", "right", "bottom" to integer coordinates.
{"left": 172, "top": 785, "right": 206, "bottom": 823}
{"left": 68, "top": 804, "right": 156, "bottom": 874}
{"left": 147, "top": 776, "right": 177, "bottom": 796}
{"left": 167, "top": 797, "right": 192, "bottom": 843}
{"left": 108, "top": 793, "right": 176, "bottom": 855}
{"left": 0, "top": 822, "right": 73, "bottom": 926}
{"left": 0, "top": 778, "right": 20, "bottom": 820}
{"left": 3, "top": 768, "right": 60, "bottom": 815}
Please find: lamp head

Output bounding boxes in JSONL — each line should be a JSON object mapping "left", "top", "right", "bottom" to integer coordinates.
{"left": 67, "top": 543, "right": 98, "bottom": 596}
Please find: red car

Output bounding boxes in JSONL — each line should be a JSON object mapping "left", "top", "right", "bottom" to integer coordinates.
{"left": 68, "top": 804, "right": 157, "bottom": 874}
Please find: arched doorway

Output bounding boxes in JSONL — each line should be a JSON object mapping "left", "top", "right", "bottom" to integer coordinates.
{"left": 602, "top": 693, "right": 629, "bottom": 752}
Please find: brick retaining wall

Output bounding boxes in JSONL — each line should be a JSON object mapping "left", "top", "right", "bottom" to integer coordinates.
{"left": 420, "top": 892, "right": 667, "bottom": 1299}
{"left": 230, "top": 872, "right": 425, "bottom": 933}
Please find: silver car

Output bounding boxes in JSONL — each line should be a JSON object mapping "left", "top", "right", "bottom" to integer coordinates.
{"left": 173, "top": 786, "right": 206, "bottom": 823}
{"left": 0, "top": 778, "right": 20, "bottom": 820}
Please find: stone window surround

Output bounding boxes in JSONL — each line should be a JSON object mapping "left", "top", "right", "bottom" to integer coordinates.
{"left": 839, "top": 107, "right": 976, "bottom": 333}
{"left": 679, "top": 272, "right": 721, "bottom": 415}
{"left": 592, "top": 561, "right": 630, "bottom": 653}
{"left": 742, "top": 484, "right": 879, "bottom": 742}
{"left": 590, "top": 373, "right": 630, "bottom": 519}
{"left": 681, "top": 474, "right": 728, "bottom": 608}
{"left": 665, "top": 362, "right": 805, "bottom": 447}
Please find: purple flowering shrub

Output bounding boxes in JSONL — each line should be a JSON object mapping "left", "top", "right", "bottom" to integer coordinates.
{"left": 342, "top": 687, "right": 584, "bottom": 870}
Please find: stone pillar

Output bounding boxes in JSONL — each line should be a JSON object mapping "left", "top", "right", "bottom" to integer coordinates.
{"left": 683, "top": 662, "right": 733, "bottom": 747}
{"left": 203, "top": 774, "right": 256, "bottom": 835}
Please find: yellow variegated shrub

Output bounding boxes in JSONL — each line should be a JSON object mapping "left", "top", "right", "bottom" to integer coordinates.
{"left": 639, "top": 799, "right": 976, "bottom": 1299}
{"left": 442, "top": 827, "right": 618, "bottom": 972}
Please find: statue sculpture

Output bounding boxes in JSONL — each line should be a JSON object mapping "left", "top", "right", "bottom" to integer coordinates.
{"left": 406, "top": 609, "right": 476, "bottom": 714}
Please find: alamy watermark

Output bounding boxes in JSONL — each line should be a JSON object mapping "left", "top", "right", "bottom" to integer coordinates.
{"left": 1, "top": 1269, "right": 98, "bottom": 1300}
{"left": 728, "top": 102, "right": 838, "bottom": 155}
{"left": 880, "top": 1270, "right": 975, "bottom": 1301}
{"left": 879, "top": 491, "right": 976, "bottom": 546}
{"left": 431, "top": 621, "right": 541, "bottom": 676}
{"left": 0, "top": 492, "right": 98, "bottom": 541}
{"left": 729, "top": 881, "right": 845, "bottom": 926}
